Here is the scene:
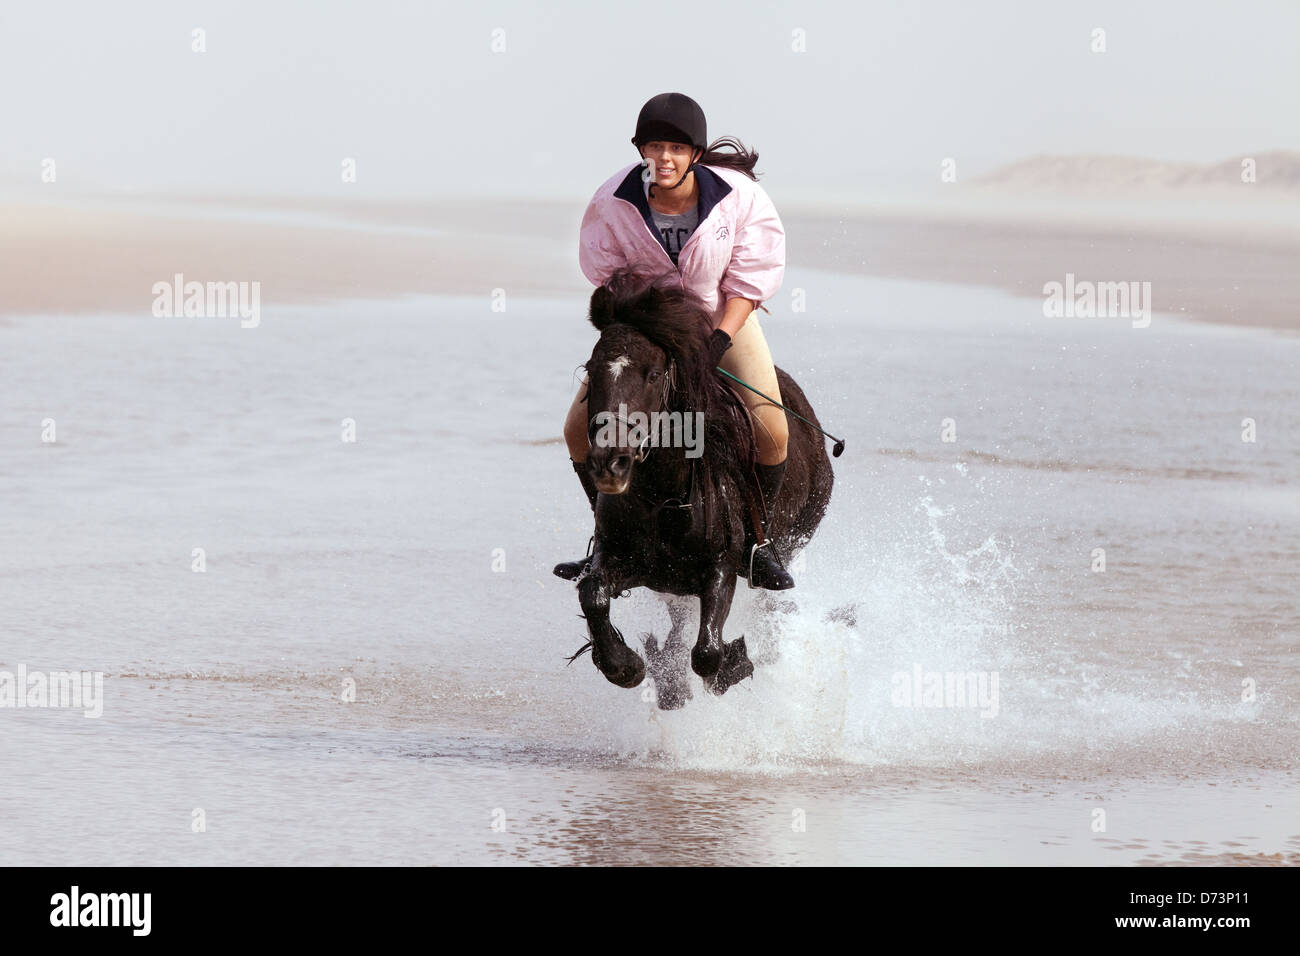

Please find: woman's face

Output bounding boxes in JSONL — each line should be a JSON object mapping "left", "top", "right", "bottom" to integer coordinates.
{"left": 641, "top": 140, "right": 697, "bottom": 186}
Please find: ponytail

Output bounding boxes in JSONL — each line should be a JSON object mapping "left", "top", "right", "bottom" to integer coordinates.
{"left": 696, "top": 136, "right": 760, "bottom": 181}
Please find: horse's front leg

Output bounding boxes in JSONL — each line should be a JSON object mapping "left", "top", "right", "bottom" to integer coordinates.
{"left": 691, "top": 564, "right": 755, "bottom": 695}
{"left": 578, "top": 563, "right": 646, "bottom": 689}
{"left": 691, "top": 564, "right": 734, "bottom": 681}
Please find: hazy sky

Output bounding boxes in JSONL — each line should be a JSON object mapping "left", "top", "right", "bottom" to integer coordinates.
{"left": 3, "top": 0, "right": 1296, "bottom": 201}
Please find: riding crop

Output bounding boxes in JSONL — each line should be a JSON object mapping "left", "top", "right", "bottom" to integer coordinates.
{"left": 714, "top": 367, "right": 846, "bottom": 457}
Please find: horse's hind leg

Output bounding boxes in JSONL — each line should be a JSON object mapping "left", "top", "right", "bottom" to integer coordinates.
{"left": 644, "top": 595, "right": 693, "bottom": 710}
{"left": 578, "top": 571, "right": 645, "bottom": 689}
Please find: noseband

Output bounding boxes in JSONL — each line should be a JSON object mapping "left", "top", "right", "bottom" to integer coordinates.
{"left": 586, "top": 358, "right": 692, "bottom": 509}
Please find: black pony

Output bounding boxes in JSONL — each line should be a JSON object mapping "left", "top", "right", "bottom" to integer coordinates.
{"left": 564, "top": 273, "right": 834, "bottom": 706}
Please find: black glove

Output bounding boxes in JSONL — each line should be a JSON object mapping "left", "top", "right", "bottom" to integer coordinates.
{"left": 707, "top": 328, "right": 732, "bottom": 367}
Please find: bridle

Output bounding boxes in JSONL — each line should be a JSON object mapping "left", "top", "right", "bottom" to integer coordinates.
{"left": 585, "top": 357, "right": 694, "bottom": 512}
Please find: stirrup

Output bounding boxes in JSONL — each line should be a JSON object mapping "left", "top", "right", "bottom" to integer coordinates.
{"left": 746, "top": 540, "right": 768, "bottom": 590}
{"left": 747, "top": 540, "right": 794, "bottom": 591}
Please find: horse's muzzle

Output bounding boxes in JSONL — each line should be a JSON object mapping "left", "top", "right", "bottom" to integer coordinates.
{"left": 589, "top": 447, "right": 633, "bottom": 495}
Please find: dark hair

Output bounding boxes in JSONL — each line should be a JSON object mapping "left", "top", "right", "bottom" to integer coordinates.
{"left": 696, "top": 136, "right": 761, "bottom": 181}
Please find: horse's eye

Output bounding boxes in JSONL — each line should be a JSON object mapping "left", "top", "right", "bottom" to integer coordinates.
{"left": 647, "top": 369, "right": 662, "bottom": 383}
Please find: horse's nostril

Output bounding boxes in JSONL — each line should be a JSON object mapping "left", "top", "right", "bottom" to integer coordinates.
{"left": 611, "top": 455, "right": 632, "bottom": 475}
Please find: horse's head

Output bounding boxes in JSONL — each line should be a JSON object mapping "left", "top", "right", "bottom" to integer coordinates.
{"left": 585, "top": 324, "right": 673, "bottom": 494}
{"left": 582, "top": 275, "right": 713, "bottom": 495}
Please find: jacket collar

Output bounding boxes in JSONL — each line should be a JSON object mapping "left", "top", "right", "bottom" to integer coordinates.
{"left": 613, "top": 162, "right": 733, "bottom": 251}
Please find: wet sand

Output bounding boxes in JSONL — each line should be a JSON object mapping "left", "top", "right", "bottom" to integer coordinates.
{"left": 0, "top": 197, "right": 585, "bottom": 318}
{"left": 3, "top": 192, "right": 1298, "bottom": 332}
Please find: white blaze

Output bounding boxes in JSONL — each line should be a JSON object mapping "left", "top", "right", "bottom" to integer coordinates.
{"left": 608, "top": 355, "right": 631, "bottom": 380}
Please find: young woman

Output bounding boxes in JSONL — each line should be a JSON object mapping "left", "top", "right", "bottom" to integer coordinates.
{"left": 556, "top": 91, "right": 794, "bottom": 589}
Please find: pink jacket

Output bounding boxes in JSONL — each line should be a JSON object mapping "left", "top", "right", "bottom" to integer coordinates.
{"left": 578, "top": 161, "right": 786, "bottom": 328}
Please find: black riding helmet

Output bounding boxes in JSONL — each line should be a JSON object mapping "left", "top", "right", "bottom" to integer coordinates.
{"left": 631, "top": 92, "right": 707, "bottom": 192}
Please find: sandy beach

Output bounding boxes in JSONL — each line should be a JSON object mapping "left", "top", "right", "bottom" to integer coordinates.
{"left": 0, "top": 196, "right": 586, "bottom": 318}
{"left": 7, "top": 0, "right": 1300, "bottom": 890}
{"left": 4, "top": 189, "right": 1298, "bottom": 332}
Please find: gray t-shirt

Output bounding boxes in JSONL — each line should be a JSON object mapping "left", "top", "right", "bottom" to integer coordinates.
{"left": 647, "top": 183, "right": 699, "bottom": 266}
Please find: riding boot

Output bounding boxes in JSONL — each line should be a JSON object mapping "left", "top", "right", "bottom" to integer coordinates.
{"left": 744, "top": 460, "right": 795, "bottom": 590}
{"left": 553, "top": 459, "right": 599, "bottom": 580}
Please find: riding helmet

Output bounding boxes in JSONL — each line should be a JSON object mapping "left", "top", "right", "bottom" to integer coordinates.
{"left": 631, "top": 92, "right": 707, "bottom": 153}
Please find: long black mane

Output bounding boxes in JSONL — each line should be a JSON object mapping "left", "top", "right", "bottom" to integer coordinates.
{"left": 587, "top": 272, "right": 758, "bottom": 533}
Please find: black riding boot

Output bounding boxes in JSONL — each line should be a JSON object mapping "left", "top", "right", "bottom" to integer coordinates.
{"left": 744, "top": 460, "right": 795, "bottom": 590}
{"left": 553, "top": 459, "right": 599, "bottom": 580}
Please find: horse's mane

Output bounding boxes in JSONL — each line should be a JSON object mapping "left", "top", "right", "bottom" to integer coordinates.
{"left": 588, "top": 271, "right": 759, "bottom": 531}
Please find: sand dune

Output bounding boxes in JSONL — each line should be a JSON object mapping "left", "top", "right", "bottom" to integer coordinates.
{"left": 974, "top": 150, "right": 1300, "bottom": 193}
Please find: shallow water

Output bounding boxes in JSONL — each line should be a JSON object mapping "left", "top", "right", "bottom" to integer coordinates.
{"left": 1, "top": 270, "right": 1296, "bottom": 864}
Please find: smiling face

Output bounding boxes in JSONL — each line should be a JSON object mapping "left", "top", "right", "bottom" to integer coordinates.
{"left": 640, "top": 140, "right": 700, "bottom": 188}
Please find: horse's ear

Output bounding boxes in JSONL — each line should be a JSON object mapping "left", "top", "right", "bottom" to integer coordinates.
{"left": 589, "top": 285, "right": 616, "bottom": 330}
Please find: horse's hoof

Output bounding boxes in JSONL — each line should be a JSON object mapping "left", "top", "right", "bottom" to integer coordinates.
{"left": 592, "top": 639, "right": 645, "bottom": 689}
{"left": 691, "top": 644, "right": 723, "bottom": 680}
{"left": 705, "top": 636, "right": 753, "bottom": 695}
